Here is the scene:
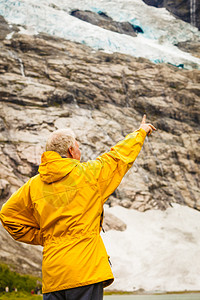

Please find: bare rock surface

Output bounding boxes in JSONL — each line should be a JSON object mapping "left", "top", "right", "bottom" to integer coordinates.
{"left": 103, "top": 212, "right": 127, "bottom": 232}
{"left": 70, "top": 10, "right": 142, "bottom": 36}
{"left": 176, "top": 39, "right": 200, "bottom": 59}
{"left": 0, "top": 15, "right": 12, "bottom": 40}
{"left": 0, "top": 225, "right": 42, "bottom": 277}
{"left": 0, "top": 19, "right": 199, "bottom": 276}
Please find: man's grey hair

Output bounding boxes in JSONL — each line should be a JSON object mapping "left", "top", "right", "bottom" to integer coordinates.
{"left": 46, "top": 129, "right": 76, "bottom": 156}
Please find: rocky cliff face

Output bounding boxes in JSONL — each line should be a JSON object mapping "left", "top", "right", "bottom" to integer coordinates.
{"left": 142, "top": 0, "right": 200, "bottom": 30}
{"left": 0, "top": 16, "right": 199, "bottom": 276}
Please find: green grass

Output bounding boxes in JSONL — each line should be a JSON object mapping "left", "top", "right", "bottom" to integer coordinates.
{"left": 0, "top": 292, "right": 42, "bottom": 299}
{"left": 104, "top": 291, "right": 134, "bottom": 295}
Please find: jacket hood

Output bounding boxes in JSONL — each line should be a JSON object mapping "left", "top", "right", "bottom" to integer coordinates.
{"left": 38, "top": 151, "right": 79, "bottom": 184}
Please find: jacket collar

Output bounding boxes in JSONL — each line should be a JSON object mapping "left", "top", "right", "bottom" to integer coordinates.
{"left": 38, "top": 151, "right": 79, "bottom": 183}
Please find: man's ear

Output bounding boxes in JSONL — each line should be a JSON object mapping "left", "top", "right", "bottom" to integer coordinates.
{"left": 68, "top": 146, "right": 73, "bottom": 158}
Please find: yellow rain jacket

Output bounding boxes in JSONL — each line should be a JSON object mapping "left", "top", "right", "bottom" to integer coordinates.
{"left": 0, "top": 128, "right": 146, "bottom": 293}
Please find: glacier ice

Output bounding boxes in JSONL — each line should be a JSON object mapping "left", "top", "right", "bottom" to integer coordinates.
{"left": 0, "top": 0, "right": 200, "bottom": 69}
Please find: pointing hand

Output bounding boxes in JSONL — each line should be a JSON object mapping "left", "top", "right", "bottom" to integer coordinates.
{"left": 139, "top": 114, "right": 156, "bottom": 136}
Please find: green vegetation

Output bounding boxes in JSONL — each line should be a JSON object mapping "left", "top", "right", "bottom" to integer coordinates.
{"left": 104, "top": 290, "right": 134, "bottom": 295}
{"left": 0, "top": 263, "right": 41, "bottom": 294}
{"left": 0, "top": 291, "right": 42, "bottom": 299}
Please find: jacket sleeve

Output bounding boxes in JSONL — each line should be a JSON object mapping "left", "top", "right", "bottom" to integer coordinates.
{"left": 0, "top": 179, "right": 43, "bottom": 246}
{"left": 86, "top": 128, "right": 147, "bottom": 203}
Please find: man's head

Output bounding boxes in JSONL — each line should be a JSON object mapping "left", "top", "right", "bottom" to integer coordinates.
{"left": 46, "top": 129, "right": 81, "bottom": 160}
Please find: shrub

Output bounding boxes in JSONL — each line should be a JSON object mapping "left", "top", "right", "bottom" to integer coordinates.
{"left": 0, "top": 263, "right": 41, "bottom": 293}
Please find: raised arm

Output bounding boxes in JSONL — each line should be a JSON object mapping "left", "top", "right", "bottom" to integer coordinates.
{"left": 86, "top": 115, "right": 156, "bottom": 202}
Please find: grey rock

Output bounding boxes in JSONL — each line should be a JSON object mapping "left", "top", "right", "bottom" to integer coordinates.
{"left": 70, "top": 10, "right": 139, "bottom": 37}
{"left": 0, "top": 226, "right": 42, "bottom": 277}
{"left": 103, "top": 212, "right": 127, "bottom": 231}
{"left": 0, "top": 16, "right": 11, "bottom": 41}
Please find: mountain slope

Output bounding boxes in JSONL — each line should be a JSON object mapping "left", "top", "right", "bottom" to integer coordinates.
{"left": 0, "top": 0, "right": 200, "bottom": 292}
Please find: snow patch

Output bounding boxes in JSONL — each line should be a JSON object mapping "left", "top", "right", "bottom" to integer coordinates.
{"left": 102, "top": 204, "right": 200, "bottom": 292}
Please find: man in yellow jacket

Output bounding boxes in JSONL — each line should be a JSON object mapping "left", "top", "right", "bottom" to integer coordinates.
{"left": 0, "top": 115, "right": 156, "bottom": 300}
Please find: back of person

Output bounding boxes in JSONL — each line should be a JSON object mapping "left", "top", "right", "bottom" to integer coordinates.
{"left": 32, "top": 151, "right": 114, "bottom": 293}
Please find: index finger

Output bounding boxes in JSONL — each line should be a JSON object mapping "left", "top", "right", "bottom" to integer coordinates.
{"left": 141, "top": 114, "right": 146, "bottom": 124}
{"left": 149, "top": 124, "right": 157, "bottom": 131}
